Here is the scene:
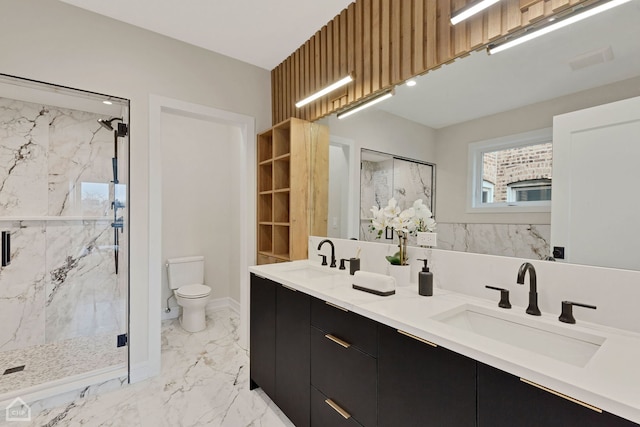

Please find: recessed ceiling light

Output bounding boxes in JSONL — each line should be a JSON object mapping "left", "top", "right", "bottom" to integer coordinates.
{"left": 406, "top": 80, "right": 417, "bottom": 87}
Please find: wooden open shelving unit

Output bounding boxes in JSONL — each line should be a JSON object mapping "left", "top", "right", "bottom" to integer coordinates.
{"left": 257, "top": 117, "right": 329, "bottom": 265}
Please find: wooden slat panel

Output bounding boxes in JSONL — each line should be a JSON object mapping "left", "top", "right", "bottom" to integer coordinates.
{"left": 340, "top": 9, "right": 348, "bottom": 108}
{"left": 506, "top": 0, "right": 523, "bottom": 32}
{"left": 372, "top": 0, "right": 381, "bottom": 91}
{"left": 390, "top": 0, "right": 401, "bottom": 83}
{"left": 381, "top": 0, "right": 391, "bottom": 87}
{"left": 270, "top": 0, "right": 595, "bottom": 124}
{"left": 321, "top": 25, "right": 328, "bottom": 116}
{"left": 469, "top": 13, "right": 484, "bottom": 49}
{"left": 453, "top": 0, "right": 468, "bottom": 55}
{"left": 413, "top": 0, "right": 425, "bottom": 73}
{"left": 487, "top": 1, "right": 503, "bottom": 40}
{"left": 401, "top": 0, "right": 413, "bottom": 81}
{"left": 436, "top": 0, "right": 453, "bottom": 65}
{"left": 347, "top": 3, "right": 356, "bottom": 104}
{"left": 303, "top": 41, "right": 310, "bottom": 119}
{"left": 425, "top": 0, "right": 437, "bottom": 68}
{"left": 332, "top": 16, "right": 340, "bottom": 85}
{"left": 355, "top": 0, "right": 364, "bottom": 100}
{"left": 309, "top": 33, "right": 316, "bottom": 120}
{"left": 552, "top": 0, "right": 571, "bottom": 11}
{"left": 363, "top": 0, "right": 372, "bottom": 97}
{"left": 526, "top": 0, "right": 545, "bottom": 22}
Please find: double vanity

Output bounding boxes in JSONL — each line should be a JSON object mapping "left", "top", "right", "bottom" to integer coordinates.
{"left": 249, "top": 259, "right": 640, "bottom": 427}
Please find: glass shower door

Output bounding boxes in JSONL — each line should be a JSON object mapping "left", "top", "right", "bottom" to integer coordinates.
{"left": 0, "top": 75, "right": 129, "bottom": 403}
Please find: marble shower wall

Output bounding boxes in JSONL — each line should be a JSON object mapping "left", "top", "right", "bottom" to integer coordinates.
{"left": 360, "top": 156, "right": 434, "bottom": 242}
{"left": 0, "top": 97, "right": 125, "bottom": 353}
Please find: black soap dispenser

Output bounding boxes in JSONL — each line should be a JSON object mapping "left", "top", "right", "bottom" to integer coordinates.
{"left": 417, "top": 258, "right": 433, "bottom": 296}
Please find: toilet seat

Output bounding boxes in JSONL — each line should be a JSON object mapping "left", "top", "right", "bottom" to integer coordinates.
{"left": 176, "top": 284, "right": 211, "bottom": 299}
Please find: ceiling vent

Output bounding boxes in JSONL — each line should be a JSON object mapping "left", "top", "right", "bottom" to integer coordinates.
{"left": 569, "top": 46, "right": 614, "bottom": 71}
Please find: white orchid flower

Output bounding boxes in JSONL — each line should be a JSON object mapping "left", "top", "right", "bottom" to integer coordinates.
{"left": 383, "top": 198, "right": 401, "bottom": 218}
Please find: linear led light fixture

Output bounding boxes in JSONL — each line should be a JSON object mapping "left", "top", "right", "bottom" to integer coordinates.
{"left": 451, "top": 0, "right": 501, "bottom": 25}
{"left": 295, "top": 74, "right": 353, "bottom": 108}
{"left": 337, "top": 90, "right": 394, "bottom": 120}
{"left": 488, "top": 0, "right": 631, "bottom": 54}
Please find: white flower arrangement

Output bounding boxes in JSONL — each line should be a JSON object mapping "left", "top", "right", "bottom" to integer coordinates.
{"left": 369, "top": 198, "right": 436, "bottom": 265}
{"left": 369, "top": 198, "right": 436, "bottom": 238}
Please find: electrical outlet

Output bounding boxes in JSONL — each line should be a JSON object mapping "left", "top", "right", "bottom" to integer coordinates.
{"left": 417, "top": 232, "right": 437, "bottom": 247}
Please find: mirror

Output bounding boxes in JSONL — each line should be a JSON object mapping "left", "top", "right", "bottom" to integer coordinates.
{"left": 359, "top": 149, "right": 435, "bottom": 243}
{"left": 316, "top": 0, "right": 640, "bottom": 270}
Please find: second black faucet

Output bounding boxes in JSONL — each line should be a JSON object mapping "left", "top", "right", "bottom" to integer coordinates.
{"left": 517, "top": 262, "right": 541, "bottom": 316}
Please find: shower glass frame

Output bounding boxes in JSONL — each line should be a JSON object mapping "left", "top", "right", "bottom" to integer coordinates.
{"left": 0, "top": 73, "right": 130, "bottom": 403}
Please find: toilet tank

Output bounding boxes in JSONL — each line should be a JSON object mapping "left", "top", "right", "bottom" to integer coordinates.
{"left": 166, "top": 256, "right": 204, "bottom": 290}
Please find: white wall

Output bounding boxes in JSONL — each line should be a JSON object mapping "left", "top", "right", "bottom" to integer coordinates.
{"left": 323, "top": 109, "right": 437, "bottom": 162}
{"left": 327, "top": 144, "right": 350, "bottom": 238}
{"left": 160, "top": 112, "right": 241, "bottom": 309}
{"left": 0, "top": 0, "right": 271, "bottom": 373}
{"left": 434, "top": 76, "right": 640, "bottom": 225}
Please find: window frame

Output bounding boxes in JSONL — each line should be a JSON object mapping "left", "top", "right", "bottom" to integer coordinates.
{"left": 467, "top": 128, "right": 552, "bottom": 213}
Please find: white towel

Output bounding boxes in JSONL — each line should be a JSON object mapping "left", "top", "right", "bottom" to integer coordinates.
{"left": 353, "top": 270, "right": 396, "bottom": 293}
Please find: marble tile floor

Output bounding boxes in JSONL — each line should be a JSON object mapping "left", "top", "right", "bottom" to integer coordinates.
{"left": 0, "top": 335, "right": 126, "bottom": 397}
{"left": 12, "top": 309, "right": 294, "bottom": 427}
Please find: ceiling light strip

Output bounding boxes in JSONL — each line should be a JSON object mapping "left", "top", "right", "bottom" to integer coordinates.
{"left": 488, "top": 0, "right": 631, "bottom": 54}
{"left": 295, "top": 74, "right": 353, "bottom": 108}
{"left": 451, "top": 0, "right": 501, "bottom": 25}
{"left": 337, "top": 90, "right": 394, "bottom": 120}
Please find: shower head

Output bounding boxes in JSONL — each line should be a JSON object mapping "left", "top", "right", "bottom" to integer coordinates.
{"left": 97, "top": 117, "right": 123, "bottom": 132}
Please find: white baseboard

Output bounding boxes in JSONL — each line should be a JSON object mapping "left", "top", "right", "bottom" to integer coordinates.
{"left": 161, "top": 297, "right": 240, "bottom": 322}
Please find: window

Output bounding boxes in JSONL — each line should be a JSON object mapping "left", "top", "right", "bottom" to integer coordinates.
{"left": 482, "top": 181, "right": 494, "bottom": 203}
{"left": 507, "top": 179, "right": 552, "bottom": 202}
{"left": 467, "top": 128, "right": 552, "bottom": 212}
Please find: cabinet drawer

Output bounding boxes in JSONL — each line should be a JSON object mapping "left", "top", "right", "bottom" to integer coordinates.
{"left": 311, "top": 326, "right": 377, "bottom": 427}
{"left": 311, "top": 386, "right": 364, "bottom": 427}
{"left": 311, "top": 297, "right": 378, "bottom": 356}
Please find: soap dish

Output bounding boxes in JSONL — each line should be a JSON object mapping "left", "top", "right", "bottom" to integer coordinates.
{"left": 352, "top": 284, "right": 395, "bottom": 296}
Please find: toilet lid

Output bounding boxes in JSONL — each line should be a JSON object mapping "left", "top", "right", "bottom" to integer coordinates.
{"left": 177, "top": 284, "right": 211, "bottom": 298}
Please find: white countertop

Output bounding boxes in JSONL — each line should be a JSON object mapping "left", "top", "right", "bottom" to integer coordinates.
{"left": 249, "top": 260, "right": 640, "bottom": 424}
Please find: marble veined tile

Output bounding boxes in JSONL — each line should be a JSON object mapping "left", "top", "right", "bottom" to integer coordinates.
{"left": 437, "top": 223, "right": 550, "bottom": 260}
{"left": 44, "top": 220, "right": 124, "bottom": 342}
{"left": 0, "top": 98, "right": 49, "bottom": 216}
{"left": 0, "top": 222, "right": 46, "bottom": 352}
{"left": 47, "top": 108, "right": 114, "bottom": 217}
{"left": 26, "top": 309, "right": 294, "bottom": 427}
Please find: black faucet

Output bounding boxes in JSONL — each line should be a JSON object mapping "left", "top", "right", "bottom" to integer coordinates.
{"left": 516, "top": 262, "right": 541, "bottom": 316}
{"left": 317, "top": 239, "right": 337, "bottom": 268}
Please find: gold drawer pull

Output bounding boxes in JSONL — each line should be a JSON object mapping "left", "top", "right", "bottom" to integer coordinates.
{"left": 281, "top": 284, "right": 297, "bottom": 292}
{"left": 325, "top": 301, "right": 348, "bottom": 312}
{"left": 397, "top": 329, "right": 438, "bottom": 347}
{"left": 325, "top": 334, "right": 351, "bottom": 348}
{"left": 519, "top": 378, "right": 602, "bottom": 413}
{"left": 325, "top": 398, "right": 351, "bottom": 419}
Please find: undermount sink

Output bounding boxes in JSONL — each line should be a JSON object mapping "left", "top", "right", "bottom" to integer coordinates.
{"left": 279, "top": 265, "right": 338, "bottom": 280}
{"left": 432, "top": 305, "right": 606, "bottom": 367}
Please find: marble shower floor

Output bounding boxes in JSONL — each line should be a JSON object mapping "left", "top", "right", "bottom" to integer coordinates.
{"left": 0, "top": 335, "right": 126, "bottom": 397}
{"left": 20, "top": 309, "right": 294, "bottom": 427}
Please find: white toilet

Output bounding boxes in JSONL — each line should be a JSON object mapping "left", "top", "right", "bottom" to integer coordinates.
{"left": 166, "top": 256, "right": 212, "bottom": 332}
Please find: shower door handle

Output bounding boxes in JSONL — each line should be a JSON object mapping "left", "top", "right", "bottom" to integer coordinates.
{"left": 2, "top": 231, "right": 10, "bottom": 267}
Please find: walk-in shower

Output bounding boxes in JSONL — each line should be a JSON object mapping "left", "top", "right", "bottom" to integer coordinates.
{"left": 0, "top": 74, "right": 130, "bottom": 415}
